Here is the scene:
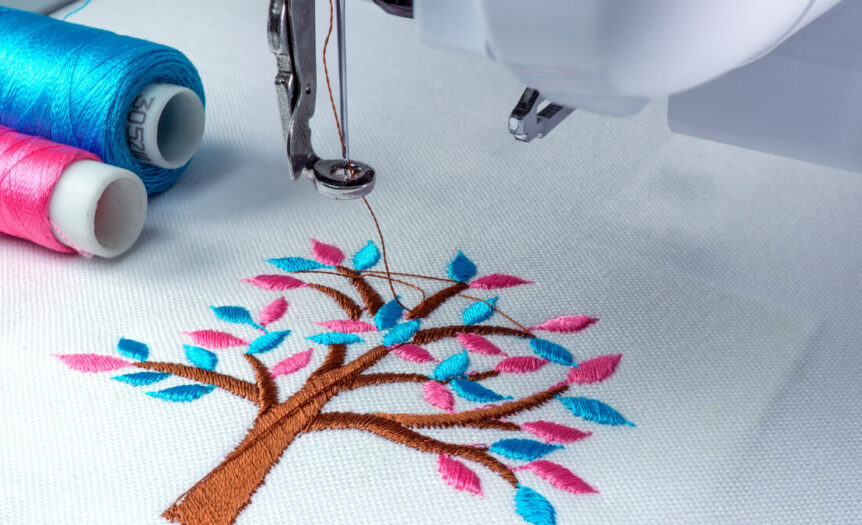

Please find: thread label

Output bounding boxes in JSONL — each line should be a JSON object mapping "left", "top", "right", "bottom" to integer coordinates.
{"left": 127, "top": 95, "right": 154, "bottom": 163}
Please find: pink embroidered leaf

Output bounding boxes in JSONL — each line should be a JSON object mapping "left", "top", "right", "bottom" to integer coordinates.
{"left": 259, "top": 297, "right": 288, "bottom": 327}
{"left": 514, "top": 460, "right": 598, "bottom": 495}
{"left": 495, "top": 356, "right": 548, "bottom": 374}
{"left": 311, "top": 238, "right": 345, "bottom": 266}
{"left": 437, "top": 454, "right": 483, "bottom": 496}
{"left": 182, "top": 330, "right": 249, "bottom": 350}
{"left": 392, "top": 344, "right": 436, "bottom": 363}
{"left": 521, "top": 421, "right": 591, "bottom": 444}
{"left": 243, "top": 275, "right": 306, "bottom": 290}
{"left": 314, "top": 320, "right": 377, "bottom": 333}
{"left": 565, "top": 354, "right": 622, "bottom": 385}
{"left": 58, "top": 354, "right": 130, "bottom": 373}
{"left": 469, "top": 274, "right": 532, "bottom": 290}
{"left": 530, "top": 315, "right": 598, "bottom": 334}
{"left": 457, "top": 333, "right": 506, "bottom": 356}
{"left": 531, "top": 315, "right": 598, "bottom": 333}
{"left": 423, "top": 380, "right": 454, "bottom": 412}
{"left": 271, "top": 348, "right": 314, "bottom": 378}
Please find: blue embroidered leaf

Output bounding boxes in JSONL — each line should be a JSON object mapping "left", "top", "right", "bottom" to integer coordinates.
{"left": 248, "top": 330, "right": 291, "bottom": 354}
{"left": 375, "top": 298, "right": 404, "bottom": 331}
{"left": 432, "top": 350, "right": 469, "bottom": 381}
{"left": 307, "top": 332, "right": 364, "bottom": 345}
{"left": 448, "top": 251, "right": 477, "bottom": 282}
{"left": 462, "top": 297, "right": 498, "bottom": 325}
{"left": 449, "top": 379, "right": 511, "bottom": 403}
{"left": 515, "top": 485, "right": 557, "bottom": 525}
{"left": 185, "top": 345, "right": 218, "bottom": 370}
{"left": 383, "top": 320, "right": 421, "bottom": 347}
{"left": 211, "top": 306, "right": 258, "bottom": 328}
{"left": 557, "top": 396, "right": 634, "bottom": 427}
{"left": 112, "top": 371, "right": 170, "bottom": 386}
{"left": 352, "top": 241, "right": 381, "bottom": 270}
{"left": 117, "top": 338, "right": 148, "bottom": 361}
{"left": 147, "top": 384, "right": 215, "bottom": 402}
{"left": 489, "top": 439, "right": 562, "bottom": 461}
{"left": 268, "top": 257, "right": 329, "bottom": 273}
{"left": 529, "top": 338, "right": 575, "bottom": 367}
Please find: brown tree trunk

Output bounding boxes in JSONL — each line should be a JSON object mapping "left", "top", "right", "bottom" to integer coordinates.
{"left": 162, "top": 393, "right": 329, "bottom": 525}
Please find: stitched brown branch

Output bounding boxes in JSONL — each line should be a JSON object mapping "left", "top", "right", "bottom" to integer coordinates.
{"left": 375, "top": 384, "right": 568, "bottom": 429}
{"left": 243, "top": 354, "right": 278, "bottom": 414}
{"left": 305, "top": 283, "right": 362, "bottom": 320}
{"left": 464, "top": 419, "right": 521, "bottom": 431}
{"left": 406, "top": 282, "right": 469, "bottom": 320}
{"left": 338, "top": 267, "right": 385, "bottom": 316}
{"left": 134, "top": 362, "right": 257, "bottom": 402}
{"left": 345, "top": 372, "right": 428, "bottom": 390}
{"left": 412, "top": 325, "right": 532, "bottom": 345}
{"left": 307, "top": 412, "right": 518, "bottom": 486}
{"left": 311, "top": 344, "right": 347, "bottom": 378}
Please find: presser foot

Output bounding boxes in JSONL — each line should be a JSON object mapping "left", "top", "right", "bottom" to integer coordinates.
{"left": 310, "top": 159, "right": 375, "bottom": 200}
{"left": 508, "top": 87, "right": 575, "bottom": 142}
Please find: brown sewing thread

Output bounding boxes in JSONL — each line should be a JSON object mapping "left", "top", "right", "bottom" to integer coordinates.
{"left": 412, "top": 325, "right": 532, "bottom": 345}
{"left": 361, "top": 269, "right": 460, "bottom": 284}
{"left": 305, "top": 283, "right": 362, "bottom": 320}
{"left": 338, "top": 266, "right": 386, "bottom": 316}
{"left": 322, "top": 0, "right": 345, "bottom": 158}
{"left": 306, "top": 412, "right": 518, "bottom": 486}
{"left": 405, "top": 282, "right": 469, "bottom": 320}
{"left": 244, "top": 354, "right": 278, "bottom": 414}
{"left": 134, "top": 362, "right": 257, "bottom": 402}
{"left": 361, "top": 196, "right": 412, "bottom": 312}
{"left": 457, "top": 293, "right": 534, "bottom": 334}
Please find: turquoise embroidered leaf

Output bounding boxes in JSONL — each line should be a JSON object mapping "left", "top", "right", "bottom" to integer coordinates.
{"left": 268, "top": 257, "right": 329, "bottom": 273}
{"left": 307, "top": 332, "right": 364, "bottom": 345}
{"left": 147, "top": 384, "right": 215, "bottom": 402}
{"left": 489, "top": 439, "right": 562, "bottom": 461}
{"left": 185, "top": 345, "right": 218, "bottom": 370}
{"left": 375, "top": 298, "right": 404, "bottom": 331}
{"left": 117, "top": 338, "right": 148, "bottom": 361}
{"left": 448, "top": 251, "right": 477, "bottom": 282}
{"left": 211, "top": 306, "right": 258, "bottom": 328}
{"left": 352, "top": 241, "right": 381, "bottom": 270}
{"left": 529, "top": 338, "right": 575, "bottom": 367}
{"left": 112, "top": 371, "right": 169, "bottom": 386}
{"left": 248, "top": 330, "right": 291, "bottom": 354}
{"left": 557, "top": 396, "right": 634, "bottom": 427}
{"left": 383, "top": 320, "right": 421, "bottom": 347}
{"left": 432, "top": 350, "right": 469, "bottom": 381}
{"left": 462, "top": 297, "right": 498, "bottom": 325}
{"left": 515, "top": 485, "right": 557, "bottom": 525}
{"left": 449, "top": 379, "right": 511, "bottom": 403}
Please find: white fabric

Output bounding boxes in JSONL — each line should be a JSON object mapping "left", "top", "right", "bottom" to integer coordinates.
{"left": 1, "top": 0, "right": 860, "bottom": 523}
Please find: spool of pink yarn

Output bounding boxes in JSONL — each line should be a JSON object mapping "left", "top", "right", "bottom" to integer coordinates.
{"left": 0, "top": 126, "right": 147, "bottom": 258}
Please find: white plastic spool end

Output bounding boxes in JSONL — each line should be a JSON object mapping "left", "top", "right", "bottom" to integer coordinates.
{"left": 48, "top": 160, "right": 148, "bottom": 258}
{"left": 126, "top": 83, "right": 205, "bottom": 170}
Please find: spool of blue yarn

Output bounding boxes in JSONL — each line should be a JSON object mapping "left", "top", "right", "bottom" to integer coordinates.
{"left": 0, "top": 7, "right": 205, "bottom": 194}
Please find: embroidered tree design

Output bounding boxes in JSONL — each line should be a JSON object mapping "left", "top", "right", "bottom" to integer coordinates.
{"left": 59, "top": 239, "right": 633, "bottom": 525}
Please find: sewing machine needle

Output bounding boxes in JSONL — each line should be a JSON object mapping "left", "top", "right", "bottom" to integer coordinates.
{"left": 335, "top": 0, "right": 349, "bottom": 164}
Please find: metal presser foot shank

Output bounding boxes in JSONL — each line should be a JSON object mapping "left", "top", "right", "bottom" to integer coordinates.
{"left": 268, "top": 0, "right": 376, "bottom": 199}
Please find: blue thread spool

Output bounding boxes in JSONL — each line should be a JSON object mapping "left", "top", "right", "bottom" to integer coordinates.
{"left": 0, "top": 7, "right": 205, "bottom": 194}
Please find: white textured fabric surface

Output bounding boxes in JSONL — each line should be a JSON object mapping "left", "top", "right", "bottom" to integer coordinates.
{"left": 1, "top": 0, "right": 860, "bottom": 523}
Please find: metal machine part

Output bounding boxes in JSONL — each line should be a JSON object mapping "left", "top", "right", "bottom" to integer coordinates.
{"left": 508, "top": 88, "right": 575, "bottom": 142}
{"left": 372, "top": 0, "right": 413, "bottom": 19}
{"left": 268, "top": 0, "right": 375, "bottom": 199}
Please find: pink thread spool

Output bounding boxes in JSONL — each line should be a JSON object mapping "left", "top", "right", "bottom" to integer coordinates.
{"left": 0, "top": 126, "right": 147, "bottom": 258}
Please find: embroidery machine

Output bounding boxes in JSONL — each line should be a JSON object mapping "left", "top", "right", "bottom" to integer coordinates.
{"left": 269, "top": 0, "right": 862, "bottom": 199}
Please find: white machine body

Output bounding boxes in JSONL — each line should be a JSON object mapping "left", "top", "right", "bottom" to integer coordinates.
{"left": 414, "top": 0, "right": 862, "bottom": 172}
